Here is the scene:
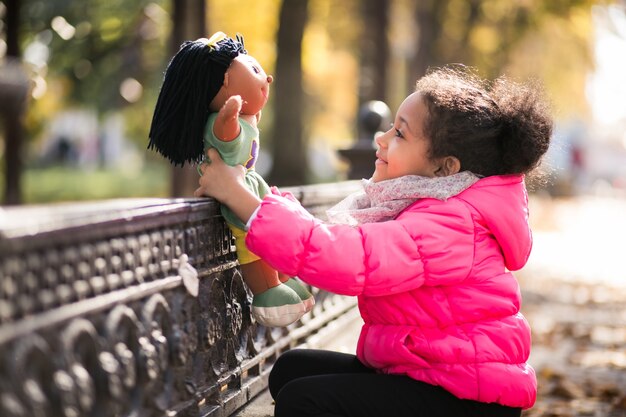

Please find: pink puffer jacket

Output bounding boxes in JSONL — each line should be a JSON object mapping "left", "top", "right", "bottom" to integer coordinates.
{"left": 246, "top": 174, "right": 536, "bottom": 409}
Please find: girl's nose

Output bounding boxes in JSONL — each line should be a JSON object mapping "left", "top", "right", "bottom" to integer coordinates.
{"left": 267, "top": 75, "right": 273, "bottom": 84}
{"left": 375, "top": 131, "right": 388, "bottom": 148}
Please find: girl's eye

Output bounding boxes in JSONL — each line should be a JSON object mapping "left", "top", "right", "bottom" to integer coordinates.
{"left": 394, "top": 128, "right": 404, "bottom": 138}
{"left": 252, "top": 66, "right": 260, "bottom": 74}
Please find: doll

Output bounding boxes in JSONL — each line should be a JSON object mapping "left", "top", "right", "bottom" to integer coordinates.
{"left": 149, "top": 32, "right": 314, "bottom": 327}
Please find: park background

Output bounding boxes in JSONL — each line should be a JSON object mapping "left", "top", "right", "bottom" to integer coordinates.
{"left": 2, "top": 1, "right": 626, "bottom": 416}
{"left": 1, "top": 0, "right": 625, "bottom": 204}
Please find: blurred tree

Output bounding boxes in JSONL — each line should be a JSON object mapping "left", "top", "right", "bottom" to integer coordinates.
{"left": 19, "top": 0, "right": 166, "bottom": 112}
{"left": 1, "top": 0, "right": 26, "bottom": 204}
{"left": 169, "top": 0, "right": 207, "bottom": 197}
{"left": 404, "top": 0, "right": 600, "bottom": 112}
{"left": 11, "top": 0, "right": 173, "bottom": 184}
{"left": 358, "top": 0, "right": 390, "bottom": 107}
{"left": 408, "top": 0, "right": 447, "bottom": 87}
{"left": 502, "top": 0, "right": 601, "bottom": 117}
{"left": 267, "top": 0, "right": 309, "bottom": 186}
{"left": 0, "top": 0, "right": 609, "bottom": 203}
{"left": 299, "top": 0, "right": 360, "bottom": 182}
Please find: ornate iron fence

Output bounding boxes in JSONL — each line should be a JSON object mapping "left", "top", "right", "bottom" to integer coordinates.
{"left": 0, "top": 181, "right": 360, "bottom": 417}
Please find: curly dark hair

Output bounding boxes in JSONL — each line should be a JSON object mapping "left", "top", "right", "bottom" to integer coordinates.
{"left": 415, "top": 67, "right": 553, "bottom": 177}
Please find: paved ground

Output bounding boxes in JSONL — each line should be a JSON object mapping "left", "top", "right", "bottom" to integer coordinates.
{"left": 233, "top": 195, "right": 626, "bottom": 417}
{"left": 518, "top": 195, "right": 626, "bottom": 417}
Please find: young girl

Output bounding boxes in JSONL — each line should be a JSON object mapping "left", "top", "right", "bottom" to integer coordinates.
{"left": 194, "top": 67, "right": 552, "bottom": 417}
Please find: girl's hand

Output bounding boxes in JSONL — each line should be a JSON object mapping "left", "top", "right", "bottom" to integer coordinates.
{"left": 194, "top": 148, "right": 261, "bottom": 223}
{"left": 194, "top": 148, "right": 244, "bottom": 202}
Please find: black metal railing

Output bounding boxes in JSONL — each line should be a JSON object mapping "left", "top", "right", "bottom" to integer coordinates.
{"left": 0, "top": 181, "right": 360, "bottom": 417}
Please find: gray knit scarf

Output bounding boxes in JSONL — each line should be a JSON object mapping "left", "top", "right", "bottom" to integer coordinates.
{"left": 326, "top": 172, "right": 479, "bottom": 225}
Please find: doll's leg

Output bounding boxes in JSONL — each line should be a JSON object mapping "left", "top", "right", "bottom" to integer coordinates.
{"left": 230, "top": 224, "right": 307, "bottom": 326}
{"left": 241, "top": 260, "right": 281, "bottom": 293}
{"left": 278, "top": 273, "right": 315, "bottom": 313}
{"left": 241, "top": 260, "right": 306, "bottom": 327}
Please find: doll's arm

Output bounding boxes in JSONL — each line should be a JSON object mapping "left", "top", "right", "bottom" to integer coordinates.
{"left": 213, "top": 95, "right": 242, "bottom": 142}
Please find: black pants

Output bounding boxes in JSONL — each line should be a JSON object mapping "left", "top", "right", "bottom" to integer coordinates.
{"left": 269, "top": 349, "right": 522, "bottom": 417}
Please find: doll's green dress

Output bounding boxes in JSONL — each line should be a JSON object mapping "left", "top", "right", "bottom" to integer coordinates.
{"left": 203, "top": 113, "right": 314, "bottom": 326}
{"left": 204, "top": 113, "right": 270, "bottom": 231}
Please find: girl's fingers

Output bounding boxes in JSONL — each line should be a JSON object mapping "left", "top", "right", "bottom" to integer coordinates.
{"left": 193, "top": 187, "right": 204, "bottom": 197}
{"left": 197, "top": 161, "right": 207, "bottom": 175}
{"left": 206, "top": 147, "right": 222, "bottom": 163}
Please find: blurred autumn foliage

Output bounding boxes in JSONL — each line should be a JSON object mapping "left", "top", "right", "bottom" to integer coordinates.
{"left": 0, "top": 0, "right": 616, "bottom": 202}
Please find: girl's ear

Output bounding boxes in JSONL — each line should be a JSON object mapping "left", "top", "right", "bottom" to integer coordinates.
{"left": 435, "top": 156, "right": 461, "bottom": 177}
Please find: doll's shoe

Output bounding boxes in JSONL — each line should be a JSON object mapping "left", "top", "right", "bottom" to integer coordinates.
{"left": 251, "top": 284, "right": 306, "bottom": 327}
{"left": 283, "top": 278, "right": 315, "bottom": 313}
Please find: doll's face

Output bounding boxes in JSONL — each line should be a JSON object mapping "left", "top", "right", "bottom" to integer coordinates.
{"left": 220, "top": 54, "right": 273, "bottom": 115}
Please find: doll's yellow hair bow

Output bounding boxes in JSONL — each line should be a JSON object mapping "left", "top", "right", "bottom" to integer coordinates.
{"left": 197, "top": 32, "right": 227, "bottom": 50}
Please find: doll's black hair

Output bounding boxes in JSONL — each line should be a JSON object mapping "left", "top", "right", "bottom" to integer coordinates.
{"left": 148, "top": 34, "right": 247, "bottom": 166}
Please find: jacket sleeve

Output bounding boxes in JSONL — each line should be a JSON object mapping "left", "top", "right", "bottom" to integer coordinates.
{"left": 245, "top": 194, "right": 475, "bottom": 297}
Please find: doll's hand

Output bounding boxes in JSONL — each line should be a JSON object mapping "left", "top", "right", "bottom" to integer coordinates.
{"left": 194, "top": 148, "right": 261, "bottom": 223}
{"left": 221, "top": 95, "right": 242, "bottom": 118}
{"left": 213, "top": 96, "right": 243, "bottom": 141}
